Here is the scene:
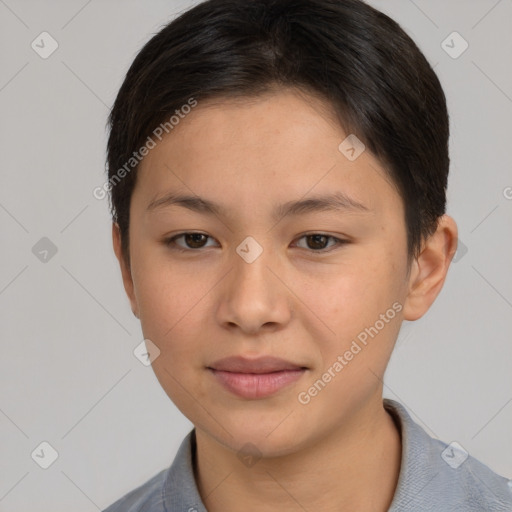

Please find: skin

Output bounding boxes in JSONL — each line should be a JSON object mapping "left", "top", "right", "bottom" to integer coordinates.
{"left": 113, "top": 88, "right": 458, "bottom": 512}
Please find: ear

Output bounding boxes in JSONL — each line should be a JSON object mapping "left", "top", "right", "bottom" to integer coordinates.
{"left": 402, "top": 214, "right": 458, "bottom": 321}
{"left": 112, "top": 223, "right": 139, "bottom": 319}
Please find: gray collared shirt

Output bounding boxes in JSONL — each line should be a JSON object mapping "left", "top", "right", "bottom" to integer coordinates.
{"left": 103, "top": 399, "right": 512, "bottom": 511}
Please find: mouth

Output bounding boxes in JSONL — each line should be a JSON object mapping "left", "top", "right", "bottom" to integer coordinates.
{"left": 207, "top": 356, "right": 308, "bottom": 399}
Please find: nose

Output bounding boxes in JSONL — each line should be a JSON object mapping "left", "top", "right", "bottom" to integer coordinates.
{"left": 216, "top": 245, "right": 292, "bottom": 335}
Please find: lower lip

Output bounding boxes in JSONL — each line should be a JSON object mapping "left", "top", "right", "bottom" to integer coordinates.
{"left": 209, "top": 368, "right": 306, "bottom": 399}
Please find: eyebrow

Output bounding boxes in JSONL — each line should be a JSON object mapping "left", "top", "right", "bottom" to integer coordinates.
{"left": 146, "top": 191, "right": 372, "bottom": 221}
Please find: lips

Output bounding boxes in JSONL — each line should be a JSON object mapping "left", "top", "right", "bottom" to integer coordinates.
{"left": 209, "top": 355, "right": 305, "bottom": 373}
{"left": 207, "top": 356, "right": 307, "bottom": 399}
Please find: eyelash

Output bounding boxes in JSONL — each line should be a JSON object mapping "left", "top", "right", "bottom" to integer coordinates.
{"left": 164, "top": 232, "right": 349, "bottom": 253}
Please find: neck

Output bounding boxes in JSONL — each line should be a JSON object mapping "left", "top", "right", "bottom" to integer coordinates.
{"left": 194, "top": 398, "right": 402, "bottom": 512}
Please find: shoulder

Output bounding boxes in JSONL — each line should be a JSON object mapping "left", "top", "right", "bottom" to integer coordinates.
{"left": 102, "top": 468, "right": 168, "bottom": 512}
{"left": 102, "top": 430, "right": 204, "bottom": 512}
{"left": 430, "top": 435, "right": 512, "bottom": 511}
{"left": 385, "top": 399, "right": 512, "bottom": 511}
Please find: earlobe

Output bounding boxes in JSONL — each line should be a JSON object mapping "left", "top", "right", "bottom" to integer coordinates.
{"left": 112, "top": 223, "right": 140, "bottom": 319}
{"left": 402, "top": 215, "right": 458, "bottom": 321}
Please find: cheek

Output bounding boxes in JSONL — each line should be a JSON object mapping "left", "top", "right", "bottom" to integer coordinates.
{"left": 304, "top": 256, "right": 391, "bottom": 320}
{"left": 133, "top": 244, "right": 197, "bottom": 316}
{"left": 131, "top": 255, "right": 208, "bottom": 357}
{"left": 135, "top": 265, "right": 208, "bottom": 409}
{"left": 299, "top": 254, "right": 403, "bottom": 362}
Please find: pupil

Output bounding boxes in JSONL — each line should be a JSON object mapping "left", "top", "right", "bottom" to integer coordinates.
{"left": 308, "top": 235, "right": 327, "bottom": 250}
{"left": 186, "top": 233, "right": 206, "bottom": 248}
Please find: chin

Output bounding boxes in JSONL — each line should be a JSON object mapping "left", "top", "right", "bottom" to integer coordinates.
{"left": 199, "top": 411, "right": 311, "bottom": 459}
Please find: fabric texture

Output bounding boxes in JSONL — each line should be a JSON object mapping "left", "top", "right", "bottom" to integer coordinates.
{"left": 103, "top": 399, "right": 512, "bottom": 511}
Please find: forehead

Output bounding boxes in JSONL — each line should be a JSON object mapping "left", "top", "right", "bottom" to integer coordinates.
{"left": 166, "top": 88, "right": 344, "bottom": 152}
{"left": 134, "top": 89, "right": 402, "bottom": 219}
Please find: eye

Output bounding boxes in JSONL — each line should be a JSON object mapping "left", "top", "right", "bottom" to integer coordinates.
{"left": 164, "top": 232, "right": 349, "bottom": 253}
{"left": 294, "top": 233, "right": 348, "bottom": 252}
{"left": 164, "top": 232, "right": 218, "bottom": 251}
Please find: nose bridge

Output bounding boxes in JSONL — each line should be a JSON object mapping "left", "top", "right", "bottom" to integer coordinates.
{"left": 234, "top": 240, "right": 271, "bottom": 296}
{"left": 217, "top": 236, "right": 290, "bottom": 332}
{"left": 233, "top": 236, "right": 276, "bottom": 305}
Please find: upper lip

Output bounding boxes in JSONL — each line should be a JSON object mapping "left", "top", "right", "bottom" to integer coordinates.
{"left": 208, "top": 356, "right": 306, "bottom": 374}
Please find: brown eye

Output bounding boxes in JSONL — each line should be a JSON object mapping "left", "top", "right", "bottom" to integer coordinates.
{"left": 182, "top": 233, "right": 208, "bottom": 248}
{"left": 306, "top": 234, "right": 329, "bottom": 250}
{"left": 294, "top": 234, "right": 348, "bottom": 252}
{"left": 165, "top": 232, "right": 216, "bottom": 251}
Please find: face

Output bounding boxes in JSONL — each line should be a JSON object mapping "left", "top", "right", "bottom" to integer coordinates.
{"left": 115, "top": 89, "right": 418, "bottom": 457}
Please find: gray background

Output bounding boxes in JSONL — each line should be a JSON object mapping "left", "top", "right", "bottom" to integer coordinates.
{"left": 1, "top": 0, "right": 511, "bottom": 510}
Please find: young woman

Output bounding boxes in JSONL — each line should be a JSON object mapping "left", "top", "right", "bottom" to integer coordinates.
{"left": 103, "top": 1, "right": 512, "bottom": 510}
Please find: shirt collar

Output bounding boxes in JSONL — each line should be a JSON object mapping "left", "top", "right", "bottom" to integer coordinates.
{"left": 159, "top": 399, "right": 471, "bottom": 511}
